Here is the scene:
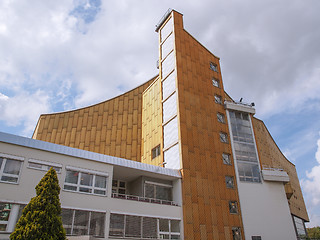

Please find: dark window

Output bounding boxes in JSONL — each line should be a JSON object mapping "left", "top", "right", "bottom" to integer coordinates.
{"left": 222, "top": 153, "right": 232, "bottom": 165}
{"left": 225, "top": 176, "right": 235, "bottom": 189}
{"left": 152, "top": 145, "right": 161, "bottom": 159}
{"left": 229, "top": 201, "right": 238, "bottom": 214}
{"left": 210, "top": 62, "right": 218, "bottom": 72}
{"left": 252, "top": 236, "right": 262, "bottom": 240}
{"left": 232, "top": 227, "right": 242, "bottom": 240}
{"left": 217, "top": 112, "right": 225, "bottom": 123}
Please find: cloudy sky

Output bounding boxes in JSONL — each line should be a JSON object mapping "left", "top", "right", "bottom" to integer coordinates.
{"left": 0, "top": 0, "right": 320, "bottom": 227}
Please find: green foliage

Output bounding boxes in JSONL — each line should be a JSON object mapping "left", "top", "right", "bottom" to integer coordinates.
{"left": 10, "top": 168, "right": 66, "bottom": 240}
{"left": 307, "top": 226, "right": 320, "bottom": 239}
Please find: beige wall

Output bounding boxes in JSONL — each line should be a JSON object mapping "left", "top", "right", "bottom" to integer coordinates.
{"left": 32, "top": 78, "right": 155, "bottom": 162}
{"left": 252, "top": 117, "right": 309, "bottom": 222}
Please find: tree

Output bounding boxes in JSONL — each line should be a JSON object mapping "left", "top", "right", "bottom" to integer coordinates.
{"left": 10, "top": 168, "right": 66, "bottom": 240}
{"left": 307, "top": 226, "right": 320, "bottom": 239}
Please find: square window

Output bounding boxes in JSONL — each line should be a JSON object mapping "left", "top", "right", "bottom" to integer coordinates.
{"left": 222, "top": 153, "right": 232, "bottom": 165}
{"left": 232, "top": 227, "right": 242, "bottom": 240}
{"left": 220, "top": 132, "right": 228, "bottom": 143}
{"left": 152, "top": 145, "right": 161, "bottom": 159}
{"left": 229, "top": 201, "right": 238, "bottom": 214}
{"left": 214, "top": 95, "right": 222, "bottom": 104}
{"left": 212, "top": 78, "right": 220, "bottom": 88}
{"left": 210, "top": 62, "right": 218, "bottom": 72}
{"left": 0, "top": 157, "right": 23, "bottom": 184}
{"left": 225, "top": 176, "right": 235, "bottom": 189}
{"left": 217, "top": 112, "right": 225, "bottom": 123}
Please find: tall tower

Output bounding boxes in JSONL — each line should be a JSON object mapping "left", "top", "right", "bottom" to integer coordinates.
{"left": 153, "top": 10, "right": 244, "bottom": 239}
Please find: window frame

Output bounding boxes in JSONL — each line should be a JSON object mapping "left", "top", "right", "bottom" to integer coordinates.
{"left": 0, "top": 154, "right": 24, "bottom": 184}
{"left": 63, "top": 166, "right": 108, "bottom": 196}
{"left": 225, "top": 176, "right": 235, "bottom": 189}
{"left": 217, "top": 112, "right": 226, "bottom": 123}
{"left": 229, "top": 201, "right": 238, "bottom": 214}
{"left": 219, "top": 132, "right": 229, "bottom": 143}
{"left": 210, "top": 62, "right": 218, "bottom": 72}
{"left": 212, "top": 78, "right": 220, "bottom": 88}
{"left": 152, "top": 145, "right": 161, "bottom": 159}
{"left": 214, "top": 95, "right": 222, "bottom": 104}
{"left": 27, "top": 159, "right": 62, "bottom": 173}
{"left": 222, "top": 153, "right": 232, "bottom": 165}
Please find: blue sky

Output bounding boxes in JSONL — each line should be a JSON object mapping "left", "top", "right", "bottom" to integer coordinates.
{"left": 0, "top": 0, "right": 320, "bottom": 227}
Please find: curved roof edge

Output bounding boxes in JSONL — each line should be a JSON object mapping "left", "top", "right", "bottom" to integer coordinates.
{"left": 253, "top": 117, "right": 295, "bottom": 167}
{"left": 40, "top": 75, "right": 158, "bottom": 117}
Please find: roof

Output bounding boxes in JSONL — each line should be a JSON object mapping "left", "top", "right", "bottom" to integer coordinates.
{"left": 0, "top": 131, "right": 181, "bottom": 178}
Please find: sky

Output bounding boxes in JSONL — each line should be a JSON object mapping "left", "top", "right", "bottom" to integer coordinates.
{"left": 0, "top": 0, "right": 320, "bottom": 227}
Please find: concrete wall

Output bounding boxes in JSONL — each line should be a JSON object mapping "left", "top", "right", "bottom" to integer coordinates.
{"left": 237, "top": 181, "right": 297, "bottom": 240}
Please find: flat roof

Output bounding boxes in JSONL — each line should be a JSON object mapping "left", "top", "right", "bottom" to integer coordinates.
{"left": 0, "top": 132, "right": 181, "bottom": 179}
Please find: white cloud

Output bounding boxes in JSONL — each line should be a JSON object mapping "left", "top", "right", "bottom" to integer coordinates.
{"left": 0, "top": 90, "right": 51, "bottom": 136}
{"left": 301, "top": 133, "right": 320, "bottom": 227}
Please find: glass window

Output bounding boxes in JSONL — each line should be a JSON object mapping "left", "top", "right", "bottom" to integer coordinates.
{"left": 125, "top": 215, "right": 141, "bottom": 238}
{"left": 0, "top": 157, "right": 22, "bottom": 184}
{"left": 214, "top": 95, "right": 222, "bottom": 104}
{"left": 61, "top": 209, "right": 105, "bottom": 237}
{"left": 144, "top": 183, "right": 172, "bottom": 201}
{"left": 160, "top": 17, "right": 173, "bottom": 42}
{"left": 161, "top": 33, "right": 174, "bottom": 60}
{"left": 225, "top": 176, "right": 235, "bottom": 189}
{"left": 90, "top": 212, "right": 105, "bottom": 237}
{"left": 163, "top": 92, "right": 177, "bottom": 123}
{"left": 210, "top": 62, "right": 218, "bottom": 72}
{"left": 232, "top": 227, "right": 242, "bottom": 240}
{"left": 64, "top": 169, "right": 108, "bottom": 196}
{"left": 217, "top": 112, "right": 225, "bottom": 123}
{"left": 252, "top": 236, "right": 262, "bottom": 240}
{"left": 212, "top": 78, "right": 220, "bottom": 87}
{"left": 28, "top": 160, "right": 62, "bottom": 173}
{"left": 109, "top": 214, "right": 180, "bottom": 240}
{"left": 229, "top": 201, "right": 238, "bottom": 214}
{"left": 220, "top": 132, "right": 228, "bottom": 143}
{"left": 161, "top": 51, "right": 175, "bottom": 79}
{"left": 0, "top": 203, "right": 12, "bottom": 232}
{"left": 109, "top": 214, "right": 125, "bottom": 237}
{"left": 152, "top": 145, "right": 161, "bottom": 159}
{"left": 112, "top": 180, "right": 126, "bottom": 195}
{"left": 162, "top": 70, "right": 176, "bottom": 100}
{"left": 222, "top": 153, "right": 232, "bottom": 165}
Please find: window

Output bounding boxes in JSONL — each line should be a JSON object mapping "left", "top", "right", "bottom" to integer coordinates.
{"left": 109, "top": 213, "right": 180, "bottom": 239}
{"left": 222, "top": 153, "right": 232, "bottom": 165}
{"left": 61, "top": 209, "right": 105, "bottom": 237}
{"left": 210, "top": 62, "right": 218, "bottom": 72}
{"left": 225, "top": 176, "right": 235, "bottom": 189}
{"left": 144, "top": 182, "right": 172, "bottom": 201}
{"left": 152, "top": 145, "right": 161, "bottom": 159}
{"left": 229, "top": 201, "right": 238, "bottom": 214}
{"left": 212, "top": 78, "right": 220, "bottom": 88}
{"left": 220, "top": 132, "right": 228, "bottom": 143}
{"left": 28, "top": 159, "right": 62, "bottom": 173}
{"left": 217, "top": 112, "right": 225, "bottom": 123}
{"left": 232, "top": 227, "right": 242, "bottom": 240}
{"left": 0, "top": 203, "right": 11, "bottom": 231}
{"left": 64, "top": 167, "right": 108, "bottom": 196}
{"left": 252, "top": 236, "right": 262, "bottom": 240}
{"left": 293, "top": 215, "right": 307, "bottom": 237}
{"left": 214, "top": 95, "right": 222, "bottom": 104}
{"left": 229, "top": 110, "right": 261, "bottom": 183}
{"left": 112, "top": 180, "right": 126, "bottom": 195}
{"left": 0, "top": 156, "right": 23, "bottom": 184}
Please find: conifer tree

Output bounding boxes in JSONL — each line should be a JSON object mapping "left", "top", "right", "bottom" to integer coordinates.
{"left": 10, "top": 168, "right": 66, "bottom": 240}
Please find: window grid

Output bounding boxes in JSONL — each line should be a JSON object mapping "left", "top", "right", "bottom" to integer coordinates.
{"left": 109, "top": 213, "right": 180, "bottom": 239}
{"left": 112, "top": 180, "right": 126, "bottom": 194}
{"left": 64, "top": 170, "right": 107, "bottom": 196}
{"left": 0, "top": 157, "right": 23, "bottom": 184}
{"left": 152, "top": 145, "right": 161, "bottom": 159}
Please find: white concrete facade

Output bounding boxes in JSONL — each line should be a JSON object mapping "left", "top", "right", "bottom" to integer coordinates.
{"left": 0, "top": 132, "right": 183, "bottom": 240}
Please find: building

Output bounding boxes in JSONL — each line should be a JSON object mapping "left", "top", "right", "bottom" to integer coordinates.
{"left": 1, "top": 9, "right": 308, "bottom": 240}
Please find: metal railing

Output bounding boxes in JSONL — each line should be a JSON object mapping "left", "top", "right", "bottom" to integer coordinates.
{"left": 111, "top": 193, "right": 179, "bottom": 206}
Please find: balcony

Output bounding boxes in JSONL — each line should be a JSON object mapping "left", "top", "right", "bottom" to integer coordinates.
{"left": 261, "top": 166, "right": 290, "bottom": 183}
{"left": 111, "top": 192, "right": 179, "bottom": 206}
